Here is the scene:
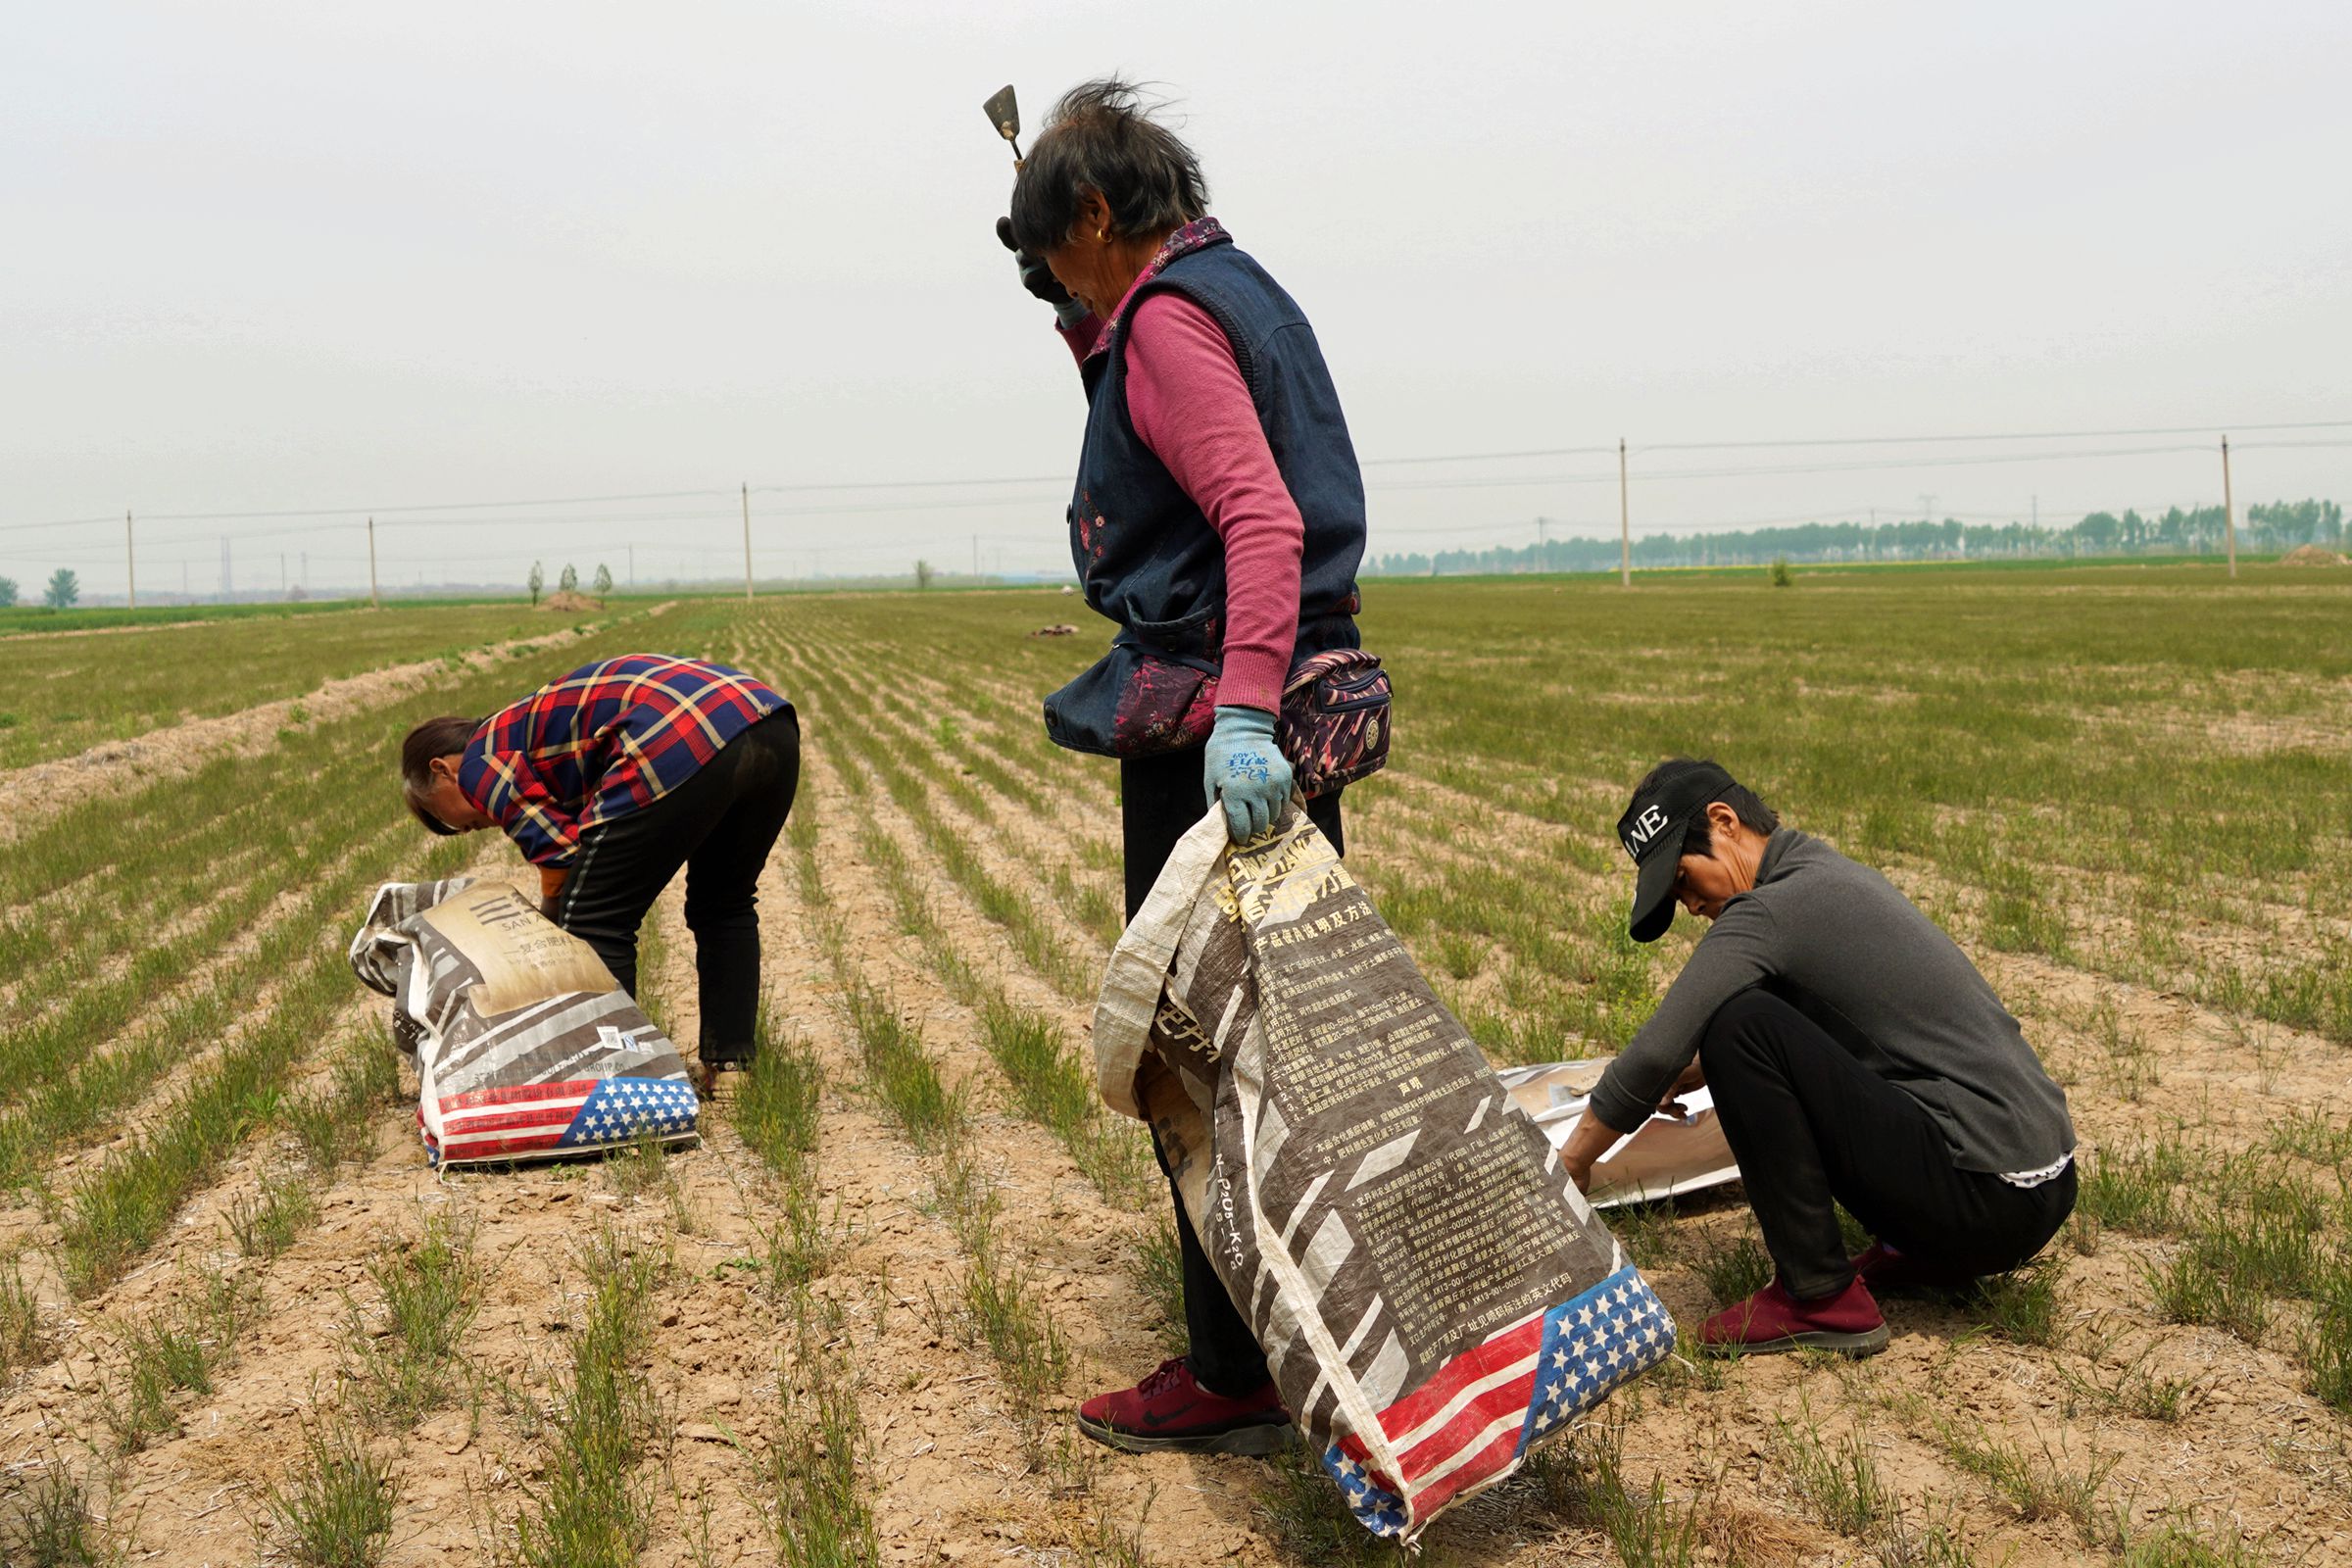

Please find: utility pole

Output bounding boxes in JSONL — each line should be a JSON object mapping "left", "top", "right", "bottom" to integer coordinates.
{"left": 741, "top": 482, "right": 755, "bottom": 601}
{"left": 220, "top": 537, "right": 231, "bottom": 604}
{"left": 124, "top": 511, "right": 136, "bottom": 610}
{"left": 628, "top": 545, "right": 635, "bottom": 589}
{"left": 301, "top": 551, "right": 308, "bottom": 591}
{"left": 1617, "top": 438, "right": 1631, "bottom": 588}
{"left": 2221, "top": 435, "right": 2237, "bottom": 580}
{"left": 972, "top": 533, "right": 980, "bottom": 579}
{"left": 367, "top": 516, "right": 380, "bottom": 608}
{"left": 1536, "top": 516, "right": 1546, "bottom": 573}
{"left": 279, "top": 554, "right": 286, "bottom": 596}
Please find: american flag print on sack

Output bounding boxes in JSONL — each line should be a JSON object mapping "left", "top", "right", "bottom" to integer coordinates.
{"left": 1321, "top": 1265, "right": 1668, "bottom": 1535}
{"left": 1095, "top": 808, "right": 1671, "bottom": 1544}
{"left": 349, "top": 879, "right": 699, "bottom": 1168}
{"left": 422, "top": 1068, "right": 698, "bottom": 1162}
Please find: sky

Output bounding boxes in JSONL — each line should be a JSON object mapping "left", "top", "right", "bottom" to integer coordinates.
{"left": 3, "top": 1, "right": 2347, "bottom": 598}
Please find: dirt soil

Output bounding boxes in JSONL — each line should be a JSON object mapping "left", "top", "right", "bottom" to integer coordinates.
{"left": 3, "top": 622, "right": 2347, "bottom": 1566}
{"left": 0, "top": 623, "right": 602, "bottom": 845}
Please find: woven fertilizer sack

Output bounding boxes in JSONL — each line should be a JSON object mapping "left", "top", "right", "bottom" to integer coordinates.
{"left": 1096, "top": 809, "right": 1672, "bottom": 1544}
{"left": 1495, "top": 1058, "right": 1741, "bottom": 1208}
{"left": 349, "top": 878, "right": 698, "bottom": 1168}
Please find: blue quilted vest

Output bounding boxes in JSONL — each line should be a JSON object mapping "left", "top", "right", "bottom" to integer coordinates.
{"left": 1045, "top": 221, "right": 1367, "bottom": 756}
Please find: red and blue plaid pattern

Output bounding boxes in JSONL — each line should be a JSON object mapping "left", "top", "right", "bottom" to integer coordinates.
{"left": 459, "top": 655, "right": 786, "bottom": 867}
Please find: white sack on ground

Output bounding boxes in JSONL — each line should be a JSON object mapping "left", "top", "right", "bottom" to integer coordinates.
{"left": 1096, "top": 808, "right": 1672, "bottom": 1544}
{"left": 1494, "top": 1058, "right": 1742, "bottom": 1208}
{"left": 349, "top": 878, "right": 698, "bottom": 1168}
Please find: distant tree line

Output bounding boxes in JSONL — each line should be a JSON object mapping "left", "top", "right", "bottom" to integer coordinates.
{"left": 1367, "top": 499, "right": 2345, "bottom": 575}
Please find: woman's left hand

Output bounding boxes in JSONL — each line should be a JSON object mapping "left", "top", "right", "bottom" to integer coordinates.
{"left": 1203, "top": 706, "right": 1292, "bottom": 842}
{"left": 997, "top": 217, "right": 1089, "bottom": 328}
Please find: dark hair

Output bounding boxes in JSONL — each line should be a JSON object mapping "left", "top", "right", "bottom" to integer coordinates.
{"left": 401, "top": 715, "right": 483, "bottom": 834}
{"left": 1006, "top": 77, "right": 1208, "bottom": 255}
{"left": 1636, "top": 757, "right": 1780, "bottom": 859}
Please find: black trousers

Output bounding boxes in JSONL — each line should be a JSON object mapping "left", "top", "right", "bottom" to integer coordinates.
{"left": 1700, "top": 989, "right": 2076, "bottom": 1301}
{"left": 558, "top": 710, "right": 801, "bottom": 1064}
{"left": 1122, "top": 747, "right": 1346, "bottom": 1396}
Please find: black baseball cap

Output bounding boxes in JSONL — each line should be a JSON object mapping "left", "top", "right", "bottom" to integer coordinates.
{"left": 1616, "top": 760, "right": 1739, "bottom": 944}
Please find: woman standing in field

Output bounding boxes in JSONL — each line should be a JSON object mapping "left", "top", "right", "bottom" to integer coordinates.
{"left": 399, "top": 653, "right": 798, "bottom": 1095}
{"left": 1001, "top": 79, "right": 1370, "bottom": 1455}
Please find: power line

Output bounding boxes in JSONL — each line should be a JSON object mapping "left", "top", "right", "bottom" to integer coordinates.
{"left": 0, "top": 488, "right": 734, "bottom": 535}
{"left": 99, "top": 435, "right": 2345, "bottom": 551}
{"left": 1360, "top": 444, "right": 1623, "bottom": 467}
{"left": 1366, "top": 442, "right": 2229, "bottom": 494}
{"left": 1355, "top": 418, "right": 2352, "bottom": 467}
{"left": 1635, "top": 417, "right": 2352, "bottom": 454}
{"left": 1373, "top": 504, "right": 1893, "bottom": 541}
{"left": 750, "top": 473, "right": 1067, "bottom": 494}
{"left": 5, "top": 421, "right": 2342, "bottom": 556}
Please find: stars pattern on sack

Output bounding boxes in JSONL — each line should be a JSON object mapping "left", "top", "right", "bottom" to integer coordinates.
{"left": 1523, "top": 1273, "right": 1674, "bottom": 1443}
{"left": 557, "top": 1077, "right": 699, "bottom": 1148}
{"left": 1325, "top": 1452, "right": 1409, "bottom": 1538}
{"left": 1318, "top": 1270, "right": 1676, "bottom": 1542}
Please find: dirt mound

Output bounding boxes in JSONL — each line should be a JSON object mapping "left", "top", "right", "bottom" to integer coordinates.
{"left": 2278, "top": 544, "right": 2347, "bottom": 566}
{"left": 540, "top": 590, "right": 600, "bottom": 612}
{"left": 0, "top": 620, "right": 609, "bottom": 844}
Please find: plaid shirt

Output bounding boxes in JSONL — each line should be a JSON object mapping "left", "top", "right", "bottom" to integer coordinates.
{"left": 459, "top": 655, "right": 788, "bottom": 868}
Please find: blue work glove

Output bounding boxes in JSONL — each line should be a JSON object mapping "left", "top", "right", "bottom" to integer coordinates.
{"left": 1203, "top": 706, "right": 1293, "bottom": 843}
{"left": 997, "top": 216, "right": 1090, "bottom": 329}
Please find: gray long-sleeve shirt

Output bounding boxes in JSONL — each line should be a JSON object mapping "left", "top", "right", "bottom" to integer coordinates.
{"left": 1589, "top": 829, "right": 2075, "bottom": 1176}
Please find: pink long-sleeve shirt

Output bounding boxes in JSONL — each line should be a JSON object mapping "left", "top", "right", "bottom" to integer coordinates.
{"left": 1059, "top": 295, "right": 1304, "bottom": 714}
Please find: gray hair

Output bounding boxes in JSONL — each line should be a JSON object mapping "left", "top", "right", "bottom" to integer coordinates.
{"left": 1006, "top": 78, "right": 1208, "bottom": 254}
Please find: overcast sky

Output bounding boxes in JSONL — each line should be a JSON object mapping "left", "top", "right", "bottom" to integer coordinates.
{"left": 4, "top": 1, "right": 2346, "bottom": 597}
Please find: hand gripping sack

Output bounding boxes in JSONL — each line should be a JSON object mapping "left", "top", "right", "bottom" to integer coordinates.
{"left": 1095, "top": 810, "right": 1672, "bottom": 1544}
{"left": 349, "top": 878, "right": 698, "bottom": 1168}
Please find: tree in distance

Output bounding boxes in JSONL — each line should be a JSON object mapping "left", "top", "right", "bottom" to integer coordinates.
{"left": 1770, "top": 557, "right": 1794, "bottom": 588}
{"left": 43, "top": 568, "right": 78, "bottom": 610}
{"left": 527, "top": 561, "right": 544, "bottom": 607}
{"left": 914, "top": 560, "right": 935, "bottom": 591}
{"left": 0, "top": 577, "right": 16, "bottom": 609}
{"left": 592, "top": 564, "right": 612, "bottom": 601}
{"left": 559, "top": 564, "right": 579, "bottom": 594}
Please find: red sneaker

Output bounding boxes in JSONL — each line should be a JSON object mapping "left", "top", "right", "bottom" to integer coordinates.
{"left": 1075, "top": 1357, "right": 1292, "bottom": 1455}
{"left": 1851, "top": 1242, "right": 1976, "bottom": 1297}
{"left": 1698, "top": 1277, "right": 1888, "bottom": 1357}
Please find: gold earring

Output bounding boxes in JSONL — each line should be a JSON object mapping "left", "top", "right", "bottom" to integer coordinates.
{"left": 1097, "top": 228, "right": 1106, "bottom": 242}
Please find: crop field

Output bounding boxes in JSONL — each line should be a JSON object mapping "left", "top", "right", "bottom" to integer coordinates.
{"left": 0, "top": 600, "right": 616, "bottom": 772}
{"left": 0, "top": 564, "right": 2346, "bottom": 1567}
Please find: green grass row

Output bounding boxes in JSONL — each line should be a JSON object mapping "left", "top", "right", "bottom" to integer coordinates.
{"left": 795, "top": 577, "right": 2352, "bottom": 1045}
{"left": 0, "top": 598, "right": 626, "bottom": 769}
{"left": 765, "top": 766, "right": 1073, "bottom": 1479}
{"left": 5, "top": 601, "right": 739, "bottom": 1305}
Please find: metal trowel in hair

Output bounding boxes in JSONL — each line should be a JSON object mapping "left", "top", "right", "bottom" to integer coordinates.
{"left": 984, "top": 84, "right": 1024, "bottom": 171}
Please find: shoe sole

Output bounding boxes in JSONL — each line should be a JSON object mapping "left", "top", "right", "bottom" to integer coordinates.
{"left": 1073, "top": 1412, "right": 1295, "bottom": 1456}
{"left": 1701, "top": 1323, "right": 1890, "bottom": 1358}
